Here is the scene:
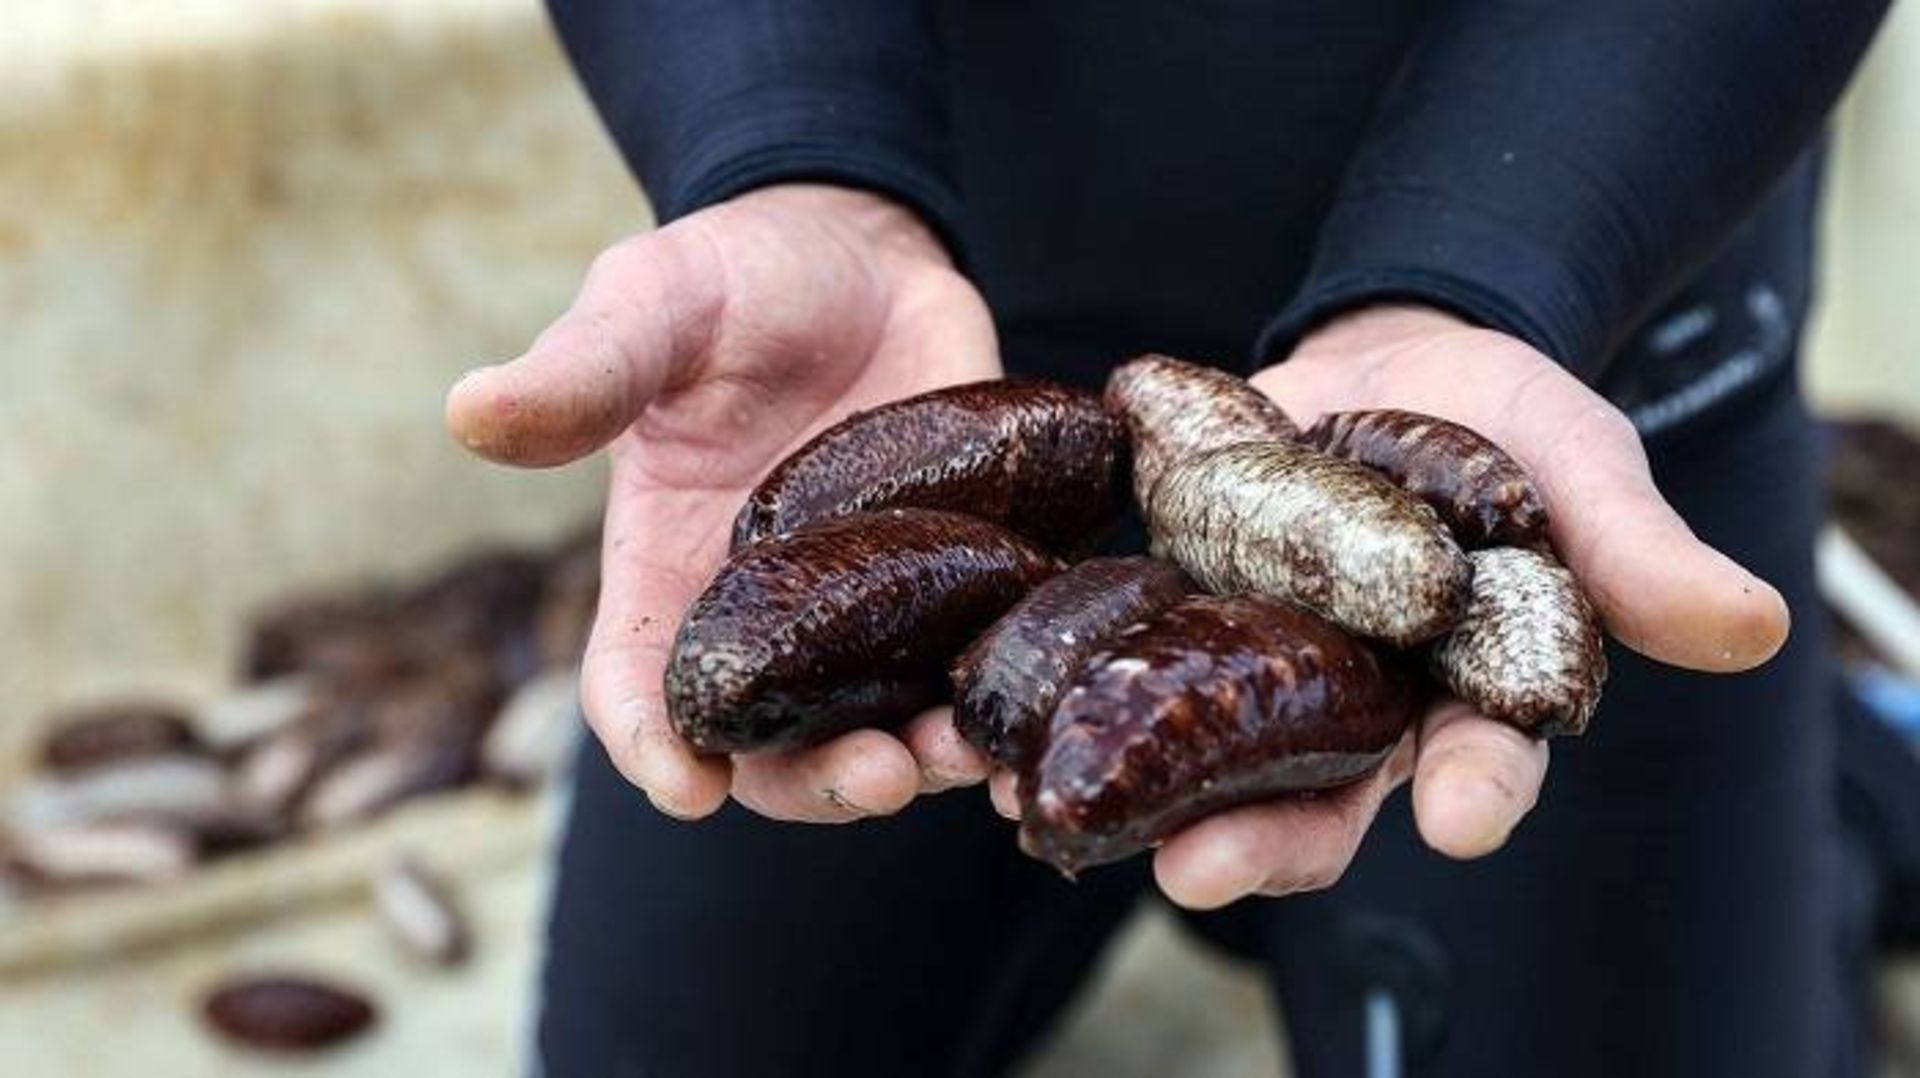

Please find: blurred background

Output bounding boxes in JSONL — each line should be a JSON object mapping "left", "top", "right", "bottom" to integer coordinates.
{"left": 3, "top": 1, "right": 1917, "bottom": 1075}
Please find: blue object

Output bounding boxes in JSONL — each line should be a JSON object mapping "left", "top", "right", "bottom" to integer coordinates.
{"left": 1366, "top": 988, "right": 1403, "bottom": 1078}
{"left": 1849, "top": 665, "right": 1920, "bottom": 739}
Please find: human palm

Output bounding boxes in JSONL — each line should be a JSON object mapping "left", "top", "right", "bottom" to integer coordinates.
{"left": 448, "top": 185, "right": 1000, "bottom": 821}
{"left": 450, "top": 190, "right": 1789, "bottom": 910}
{"left": 1144, "top": 307, "right": 1788, "bottom": 906}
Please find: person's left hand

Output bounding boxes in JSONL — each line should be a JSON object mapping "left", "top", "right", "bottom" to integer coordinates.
{"left": 992, "top": 303, "right": 1789, "bottom": 908}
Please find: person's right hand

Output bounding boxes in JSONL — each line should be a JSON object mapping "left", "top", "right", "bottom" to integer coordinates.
{"left": 445, "top": 184, "right": 1002, "bottom": 822}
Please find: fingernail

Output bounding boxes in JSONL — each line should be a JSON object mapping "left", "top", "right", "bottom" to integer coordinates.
{"left": 645, "top": 790, "right": 699, "bottom": 821}
{"left": 1204, "top": 843, "right": 1270, "bottom": 905}
{"left": 1463, "top": 792, "right": 1517, "bottom": 853}
{"left": 1230, "top": 863, "right": 1272, "bottom": 902}
{"left": 1255, "top": 876, "right": 1304, "bottom": 899}
{"left": 1421, "top": 762, "right": 1516, "bottom": 858}
{"left": 1177, "top": 861, "right": 1266, "bottom": 911}
{"left": 1481, "top": 768, "right": 1521, "bottom": 807}
{"left": 1466, "top": 820, "right": 1515, "bottom": 857}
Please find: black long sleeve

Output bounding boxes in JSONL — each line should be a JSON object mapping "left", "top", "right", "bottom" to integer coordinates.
{"left": 544, "top": 0, "right": 962, "bottom": 248}
{"left": 548, "top": 1, "right": 1886, "bottom": 401}
{"left": 1259, "top": 0, "right": 1888, "bottom": 378}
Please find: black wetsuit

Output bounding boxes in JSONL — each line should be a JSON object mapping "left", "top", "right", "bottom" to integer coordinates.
{"left": 536, "top": 3, "right": 1889, "bottom": 1074}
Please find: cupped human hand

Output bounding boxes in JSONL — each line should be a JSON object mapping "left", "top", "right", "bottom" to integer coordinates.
{"left": 996, "top": 304, "right": 1790, "bottom": 908}
{"left": 446, "top": 184, "right": 1000, "bottom": 823}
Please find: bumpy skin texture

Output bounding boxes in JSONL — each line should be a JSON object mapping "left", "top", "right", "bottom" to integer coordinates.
{"left": 1430, "top": 547, "right": 1607, "bottom": 737}
{"left": 1020, "top": 594, "right": 1418, "bottom": 874}
{"left": 202, "top": 975, "right": 377, "bottom": 1051}
{"left": 668, "top": 509, "right": 1060, "bottom": 753}
{"left": 1148, "top": 441, "right": 1473, "bottom": 646}
{"left": 1104, "top": 354, "right": 1299, "bottom": 506}
{"left": 1305, "top": 409, "right": 1549, "bottom": 548}
{"left": 950, "top": 557, "right": 1193, "bottom": 770}
{"left": 729, "top": 380, "right": 1124, "bottom": 553}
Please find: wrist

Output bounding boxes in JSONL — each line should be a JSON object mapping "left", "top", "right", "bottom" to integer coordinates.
{"left": 1288, "top": 304, "right": 1475, "bottom": 365}
{"left": 1251, "top": 303, "right": 1489, "bottom": 418}
{"left": 730, "top": 183, "right": 955, "bottom": 270}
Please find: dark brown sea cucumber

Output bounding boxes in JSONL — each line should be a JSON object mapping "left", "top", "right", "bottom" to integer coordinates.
{"left": 730, "top": 380, "right": 1123, "bottom": 554}
{"left": 669, "top": 509, "right": 1060, "bottom": 753}
{"left": 1304, "top": 409, "right": 1549, "bottom": 548}
{"left": 1020, "top": 594, "right": 1417, "bottom": 873}
{"left": 951, "top": 557, "right": 1193, "bottom": 769}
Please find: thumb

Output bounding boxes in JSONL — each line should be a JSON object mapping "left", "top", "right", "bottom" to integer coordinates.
{"left": 1259, "top": 336, "right": 1790, "bottom": 674}
{"left": 446, "top": 227, "right": 723, "bottom": 468}
{"left": 1523, "top": 403, "right": 1790, "bottom": 673}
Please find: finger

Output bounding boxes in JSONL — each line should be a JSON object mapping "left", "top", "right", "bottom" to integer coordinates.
{"left": 731, "top": 729, "right": 920, "bottom": 823}
{"left": 898, "top": 708, "right": 992, "bottom": 793}
{"left": 1257, "top": 344, "right": 1790, "bottom": 672}
{"left": 1153, "top": 736, "right": 1414, "bottom": 911}
{"left": 1412, "top": 701, "right": 1550, "bottom": 860}
{"left": 579, "top": 484, "right": 733, "bottom": 820}
{"left": 1528, "top": 410, "right": 1788, "bottom": 671}
{"left": 988, "top": 769, "right": 1022, "bottom": 820}
{"left": 445, "top": 226, "right": 723, "bottom": 467}
{"left": 580, "top": 633, "right": 732, "bottom": 820}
